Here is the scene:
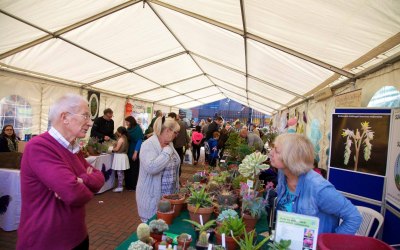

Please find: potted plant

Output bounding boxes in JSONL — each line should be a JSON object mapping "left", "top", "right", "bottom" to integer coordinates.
{"left": 216, "top": 189, "right": 238, "bottom": 210}
{"left": 213, "top": 245, "right": 225, "bottom": 250}
{"left": 216, "top": 209, "right": 238, "bottom": 226}
{"left": 232, "top": 228, "right": 270, "bottom": 250}
{"left": 128, "top": 240, "right": 153, "bottom": 250}
{"left": 163, "top": 193, "right": 186, "bottom": 218}
{"left": 136, "top": 223, "right": 155, "bottom": 247}
{"left": 186, "top": 187, "right": 214, "bottom": 224}
{"left": 177, "top": 233, "right": 192, "bottom": 250}
{"left": 183, "top": 218, "right": 216, "bottom": 242}
{"left": 268, "top": 239, "right": 292, "bottom": 250}
{"left": 241, "top": 190, "right": 266, "bottom": 232}
{"left": 196, "top": 231, "right": 209, "bottom": 250}
{"left": 156, "top": 200, "right": 174, "bottom": 225}
{"left": 238, "top": 152, "right": 269, "bottom": 180}
{"left": 215, "top": 217, "right": 245, "bottom": 250}
{"left": 149, "top": 219, "right": 169, "bottom": 242}
{"left": 86, "top": 137, "right": 100, "bottom": 156}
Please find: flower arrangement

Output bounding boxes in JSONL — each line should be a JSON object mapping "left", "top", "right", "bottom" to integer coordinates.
{"left": 342, "top": 121, "right": 375, "bottom": 171}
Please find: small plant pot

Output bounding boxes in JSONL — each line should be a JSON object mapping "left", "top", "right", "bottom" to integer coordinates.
{"left": 150, "top": 232, "right": 163, "bottom": 242}
{"left": 163, "top": 194, "right": 186, "bottom": 218}
{"left": 194, "top": 229, "right": 215, "bottom": 243}
{"left": 215, "top": 231, "right": 240, "bottom": 250}
{"left": 196, "top": 243, "right": 209, "bottom": 250}
{"left": 177, "top": 237, "right": 192, "bottom": 250}
{"left": 157, "top": 210, "right": 174, "bottom": 225}
{"left": 242, "top": 213, "right": 259, "bottom": 232}
{"left": 187, "top": 205, "right": 214, "bottom": 224}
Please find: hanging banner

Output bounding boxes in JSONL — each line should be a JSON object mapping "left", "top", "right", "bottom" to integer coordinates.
{"left": 330, "top": 113, "right": 390, "bottom": 176}
{"left": 129, "top": 99, "right": 151, "bottom": 131}
{"left": 386, "top": 109, "right": 400, "bottom": 209}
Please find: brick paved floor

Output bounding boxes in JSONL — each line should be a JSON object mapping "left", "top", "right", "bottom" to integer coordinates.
{"left": 0, "top": 162, "right": 201, "bottom": 250}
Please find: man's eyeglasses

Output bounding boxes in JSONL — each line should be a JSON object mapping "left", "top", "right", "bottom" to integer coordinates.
{"left": 67, "top": 112, "right": 91, "bottom": 121}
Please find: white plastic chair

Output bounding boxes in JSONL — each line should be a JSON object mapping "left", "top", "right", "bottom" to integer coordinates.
{"left": 355, "top": 206, "right": 384, "bottom": 238}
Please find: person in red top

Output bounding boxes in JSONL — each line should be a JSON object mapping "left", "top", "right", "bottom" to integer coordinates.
{"left": 17, "top": 94, "right": 105, "bottom": 250}
{"left": 191, "top": 125, "right": 203, "bottom": 165}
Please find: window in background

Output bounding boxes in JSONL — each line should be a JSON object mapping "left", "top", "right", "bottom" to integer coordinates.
{"left": 368, "top": 86, "right": 400, "bottom": 108}
{"left": 0, "top": 95, "right": 33, "bottom": 139}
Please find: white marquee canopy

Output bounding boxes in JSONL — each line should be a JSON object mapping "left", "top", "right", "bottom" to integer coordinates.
{"left": 1, "top": 0, "right": 399, "bottom": 114}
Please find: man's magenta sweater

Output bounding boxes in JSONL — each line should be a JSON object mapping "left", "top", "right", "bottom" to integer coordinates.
{"left": 17, "top": 132, "right": 105, "bottom": 250}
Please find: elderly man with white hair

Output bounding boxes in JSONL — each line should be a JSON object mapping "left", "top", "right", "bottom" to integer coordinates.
{"left": 17, "top": 93, "right": 105, "bottom": 250}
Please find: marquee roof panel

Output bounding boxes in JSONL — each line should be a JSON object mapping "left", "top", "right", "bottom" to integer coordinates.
{"left": 0, "top": 0, "right": 399, "bottom": 115}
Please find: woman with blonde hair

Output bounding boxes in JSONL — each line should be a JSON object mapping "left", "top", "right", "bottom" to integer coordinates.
{"left": 136, "top": 116, "right": 181, "bottom": 222}
{"left": 270, "top": 133, "right": 361, "bottom": 234}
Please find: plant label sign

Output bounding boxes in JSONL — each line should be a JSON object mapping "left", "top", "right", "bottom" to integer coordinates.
{"left": 275, "top": 211, "right": 319, "bottom": 250}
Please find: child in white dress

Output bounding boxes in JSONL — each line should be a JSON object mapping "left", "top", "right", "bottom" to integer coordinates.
{"left": 112, "top": 126, "right": 130, "bottom": 192}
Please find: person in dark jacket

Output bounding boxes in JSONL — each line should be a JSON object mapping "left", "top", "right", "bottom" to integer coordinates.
{"left": 205, "top": 116, "right": 223, "bottom": 140}
{"left": 0, "top": 124, "right": 19, "bottom": 152}
{"left": 124, "top": 116, "right": 143, "bottom": 191}
{"left": 90, "top": 108, "right": 115, "bottom": 143}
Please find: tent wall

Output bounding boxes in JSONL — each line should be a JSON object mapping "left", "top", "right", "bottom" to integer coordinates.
{"left": 0, "top": 70, "right": 169, "bottom": 138}
{"left": 271, "top": 62, "right": 400, "bottom": 169}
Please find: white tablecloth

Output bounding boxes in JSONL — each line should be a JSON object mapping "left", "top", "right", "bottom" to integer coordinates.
{"left": 0, "top": 168, "right": 21, "bottom": 231}
{"left": 85, "top": 154, "right": 115, "bottom": 194}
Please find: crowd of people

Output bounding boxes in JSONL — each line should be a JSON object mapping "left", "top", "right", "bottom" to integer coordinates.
{"left": 10, "top": 93, "right": 361, "bottom": 249}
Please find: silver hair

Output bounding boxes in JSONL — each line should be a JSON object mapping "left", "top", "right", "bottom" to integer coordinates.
{"left": 153, "top": 117, "right": 180, "bottom": 136}
{"left": 48, "top": 94, "right": 88, "bottom": 123}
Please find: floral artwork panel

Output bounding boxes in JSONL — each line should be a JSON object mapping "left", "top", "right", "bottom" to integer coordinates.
{"left": 330, "top": 114, "right": 390, "bottom": 176}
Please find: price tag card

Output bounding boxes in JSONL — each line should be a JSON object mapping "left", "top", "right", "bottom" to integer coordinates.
{"left": 247, "top": 179, "right": 254, "bottom": 188}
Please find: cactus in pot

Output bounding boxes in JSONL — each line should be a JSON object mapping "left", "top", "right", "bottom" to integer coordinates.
{"left": 157, "top": 199, "right": 174, "bottom": 225}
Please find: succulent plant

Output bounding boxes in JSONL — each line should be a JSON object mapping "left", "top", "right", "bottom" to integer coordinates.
{"left": 183, "top": 219, "right": 216, "bottom": 233}
{"left": 238, "top": 152, "right": 269, "bottom": 178}
{"left": 213, "top": 245, "right": 226, "bottom": 250}
{"left": 232, "top": 175, "right": 248, "bottom": 190}
{"left": 128, "top": 240, "right": 153, "bottom": 250}
{"left": 232, "top": 228, "right": 270, "bottom": 250}
{"left": 197, "top": 231, "right": 209, "bottom": 246}
{"left": 149, "top": 219, "right": 169, "bottom": 233}
{"left": 177, "top": 233, "right": 191, "bottom": 241}
{"left": 187, "top": 187, "right": 213, "bottom": 209}
{"left": 218, "top": 217, "right": 245, "bottom": 237}
{"left": 158, "top": 199, "right": 172, "bottom": 213}
{"left": 192, "top": 173, "right": 207, "bottom": 183}
{"left": 137, "top": 223, "right": 150, "bottom": 241}
{"left": 216, "top": 209, "right": 238, "bottom": 222}
{"left": 207, "top": 180, "right": 220, "bottom": 193}
{"left": 217, "top": 189, "right": 237, "bottom": 206}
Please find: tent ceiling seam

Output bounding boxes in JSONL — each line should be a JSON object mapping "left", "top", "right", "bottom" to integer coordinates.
{"left": 0, "top": 0, "right": 142, "bottom": 60}
{"left": 240, "top": 0, "right": 250, "bottom": 107}
{"left": 170, "top": 92, "right": 222, "bottom": 107}
{"left": 148, "top": 0, "right": 354, "bottom": 78}
{"left": 85, "top": 50, "right": 188, "bottom": 87}
{"left": 155, "top": 85, "right": 214, "bottom": 103}
{"left": 147, "top": 0, "right": 203, "bottom": 105}
{"left": 207, "top": 74, "right": 287, "bottom": 107}
{"left": 190, "top": 51, "right": 305, "bottom": 98}
{"left": 218, "top": 85, "right": 277, "bottom": 111}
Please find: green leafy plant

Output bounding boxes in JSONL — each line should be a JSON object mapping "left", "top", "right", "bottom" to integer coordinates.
{"left": 268, "top": 239, "right": 292, "bottom": 250}
{"left": 187, "top": 187, "right": 213, "bottom": 210}
{"left": 232, "top": 175, "right": 248, "bottom": 190}
{"left": 217, "top": 189, "right": 237, "bottom": 207}
{"left": 183, "top": 219, "right": 216, "bottom": 233}
{"left": 213, "top": 246, "right": 225, "bottom": 250}
{"left": 241, "top": 192, "right": 266, "bottom": 218}
{"left": 232, "top": 228, "right": 270, "bottom": 250}
{"left": 342, "top": 121, "right": 374, "bottom": 171}
{"left": 217, "top": 217, "right": 245, "bottom": 237}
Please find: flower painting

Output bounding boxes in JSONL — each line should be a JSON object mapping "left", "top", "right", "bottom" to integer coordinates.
{"left": 330, "top": 114, "right": 390, "bottom": 176}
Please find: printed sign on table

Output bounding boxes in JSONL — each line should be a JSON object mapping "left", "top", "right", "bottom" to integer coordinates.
{"left": 275, "top": 211, "right": 319, "bottom": 250}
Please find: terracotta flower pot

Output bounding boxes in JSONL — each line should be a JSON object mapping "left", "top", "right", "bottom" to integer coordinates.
{"left": 242, "top": 213, "right": 259, "bottom": 232}
{"left": 150, "top": 232, "right": 163, "bottom": 242}
{"left": 163, "top": 194, "right": 186, "bottom": 218}
{"left": 157, "top": 210, "right": 174, "bottom": 225}
{"left": 215, "top": 231, "right": 240, "bottom": 250}
{"left": 187, "top": 204, "right": 214, "bottom": 224}
{"left": 177, "top": 236, "right": 192, "bottom": 250}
